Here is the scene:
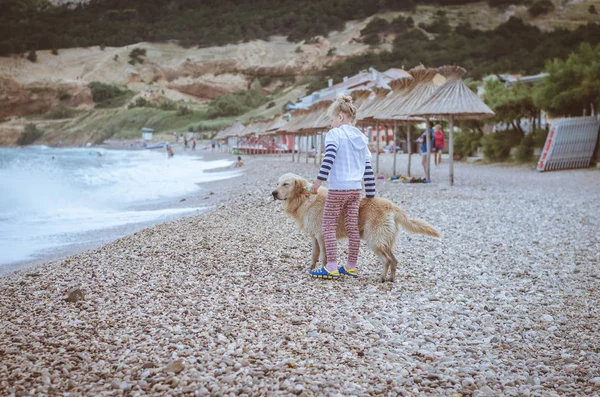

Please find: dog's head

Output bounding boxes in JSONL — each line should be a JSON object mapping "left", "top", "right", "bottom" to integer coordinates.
{"left": 272, "top": 173, "right": 309, "bottom": 201}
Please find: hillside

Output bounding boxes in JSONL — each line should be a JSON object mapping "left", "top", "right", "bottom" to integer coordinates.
{"left": 1, "top": 0, "right": 599, "bottom": 146}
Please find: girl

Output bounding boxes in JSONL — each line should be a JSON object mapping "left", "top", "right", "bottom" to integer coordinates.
{"left": 309, "top": 94, "right": 376, "bottom": 279}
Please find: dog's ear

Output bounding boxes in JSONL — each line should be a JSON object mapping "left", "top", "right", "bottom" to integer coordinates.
{"left": 294, "top": 179, "right": 306, "bottom": 194}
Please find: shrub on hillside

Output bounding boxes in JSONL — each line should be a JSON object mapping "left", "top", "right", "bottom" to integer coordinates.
{"left": 206, "top": 90, "right": 268, "bottom": 119}
{"left": 45, "top": 105, "right": 76, "bottom": 119}
{"left": 363, "top": 33, "right": 380, "bottom": 46}
{"left": 128, "top": 47, "right": 146, "bottom": 65}
{"left": 128, "top": 97, "right": 150, "bottom": 108}
{"left": 158, "top": 99, "right": 177, "bottom": 111}
{"left": 94, "top": 125, "right": 116, "bottom": 145}
{"left": 176, "top": 105, "right": 192, "bottom": 116}
{"left": 528, "top": 0, "right": 554, "bottom": 17}
{"left": 589, "top": 5, "right": 597, "bottom": 14}
{"left": 418, "top": 15, "right": 451, "bottom": 34}
{"left": 17, "top": 124, "right": 43, "bottom": 145}
{"left": 26, "top": 50, "right": 37, "bottom": 62}
{"left": 88, "top": 82, "right": 133, "bottom": 108}
{"left": 58, "top": 90, "right": 71, "bottom": 101}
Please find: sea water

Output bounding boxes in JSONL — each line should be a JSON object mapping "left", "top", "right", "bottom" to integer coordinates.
{"left": 0, "top": 146, "right": 240, "bottom": 271}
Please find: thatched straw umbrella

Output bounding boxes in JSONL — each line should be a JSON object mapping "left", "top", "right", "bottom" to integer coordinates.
{"left": 369, "top": 76, "right": 417, "bottom": 175}
{"left": 354, "top": 86, "right": 391, "bottom": 174}
{"left": 411, "top": 65, "right": 494, "bottom": 185}
{"left": 218, "top": 120, "right": 245, "bottom": 153}
{"left": 390, "top": 66, "right": 442, "bottom": 180}
{"left": 278, "top": 108, "right": 316, "bottom": 162}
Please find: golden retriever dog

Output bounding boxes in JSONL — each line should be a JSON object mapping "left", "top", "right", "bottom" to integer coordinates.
{"left": 272, "top": 173, "right": 440, "bottom": 282}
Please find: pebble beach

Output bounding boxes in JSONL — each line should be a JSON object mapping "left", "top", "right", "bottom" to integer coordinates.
{"left": 1, "top": 153, "right": 599, "bottom": 396}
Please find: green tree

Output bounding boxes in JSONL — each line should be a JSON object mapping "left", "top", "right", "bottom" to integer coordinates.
{"left": 484, "top": 79, "right": 537, "bottom": 135}
{"left": 533, "top": 43, "right": 600, "bottom": 117}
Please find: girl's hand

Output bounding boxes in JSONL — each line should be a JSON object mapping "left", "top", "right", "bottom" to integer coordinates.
{"left": 310, "top": 181, "right": 321, "bottom": 194}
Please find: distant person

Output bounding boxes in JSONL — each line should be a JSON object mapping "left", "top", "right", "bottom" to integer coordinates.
{"left": 433, "top": 124, "right": 445, "bottom": 166}
{"left": 191, "top": 138, "right": 196, "bottom": 150}
{"left": 183, "top": 136, "right": 188, "bottom": 150}
{"left": 211, "top": 140, "right": 216, "bottom": 151}
{"left": 234, "top": 156, "right": 244, "bottom": 168}
{"left": 217, "top": 141, "right": 221, "bottom": 151}
{"left": 174, "top": 132, "right": 179, "bottom": 143}
{"left": 166, "top": 143, "right": 174, "bottom": 158}
{"left": 417, "top": 127, "right": 435, "bottom": 177}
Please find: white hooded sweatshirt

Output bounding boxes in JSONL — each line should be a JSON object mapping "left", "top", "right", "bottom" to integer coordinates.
{"left": 317, "top": 124, "right": 374, "bottom": 192}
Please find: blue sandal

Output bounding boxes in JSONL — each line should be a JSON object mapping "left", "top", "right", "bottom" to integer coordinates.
{"left": 310, "top": 266, "right": 340, "bottom": 279}
{"left": 338, "top": 266, "right": 358, "bottom": 278}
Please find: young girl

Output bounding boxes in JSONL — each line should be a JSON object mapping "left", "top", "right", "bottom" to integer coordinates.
{"left": 309, "top": 94, "right": 376, "bottom": 279}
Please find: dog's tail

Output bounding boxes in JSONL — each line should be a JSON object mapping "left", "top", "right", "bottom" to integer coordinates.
{"left": 393, "top": 206, "right": 440, "bottom": 237}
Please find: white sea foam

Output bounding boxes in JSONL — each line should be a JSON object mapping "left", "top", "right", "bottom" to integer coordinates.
{"left": 0, "top": 147, "right": 240, "bottom": 266}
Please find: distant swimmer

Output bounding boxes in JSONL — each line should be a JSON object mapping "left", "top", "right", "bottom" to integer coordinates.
{"left": 234, "top": 156, "right": 244, "bottom": 168}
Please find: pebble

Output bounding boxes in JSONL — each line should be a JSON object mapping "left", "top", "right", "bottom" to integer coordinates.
{"left": 0, "top": 154, "right": 598, "bottom": 395}
{"left": 66, "top": 287, "right": 84, "bottom": 302}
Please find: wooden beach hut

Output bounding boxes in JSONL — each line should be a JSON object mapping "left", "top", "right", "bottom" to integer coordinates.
{"left": 411, "top": 65, "right": 494, "bottom": 185}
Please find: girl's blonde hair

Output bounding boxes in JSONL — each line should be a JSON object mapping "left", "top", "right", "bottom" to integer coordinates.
{"left": 327, "top": 94, "right": 357, "bottom": 125}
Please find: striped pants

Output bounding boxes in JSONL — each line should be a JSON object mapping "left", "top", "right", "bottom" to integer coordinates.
{"left": 323, "top": 189, "right": 361, "bottom": 268}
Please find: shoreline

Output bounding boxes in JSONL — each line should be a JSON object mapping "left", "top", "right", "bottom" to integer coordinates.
{"left": 0, "top": 148, "right": 243, "bottom": 276}
{"left": 1, "top": 153, "right": 599, "bottom": 395}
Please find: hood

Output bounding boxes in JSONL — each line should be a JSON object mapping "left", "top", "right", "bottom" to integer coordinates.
{"left": 339, "top": 124, "right": 368, "bottom": 151}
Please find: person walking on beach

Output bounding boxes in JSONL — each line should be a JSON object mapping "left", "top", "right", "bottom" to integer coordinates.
{"left": 191, "top": 138, "right": 196, "bottom": 151}
{"left": 183, "top": 136, "right": 188, "bottom": 150}
{"left": 309, "top": 94, "right": 376, "bottom": 280}
{"left": 433, "top": 124, "right": 445, "bottom": 166}
{"left": 417, "top": 127, "right": 435, "bottom": 176}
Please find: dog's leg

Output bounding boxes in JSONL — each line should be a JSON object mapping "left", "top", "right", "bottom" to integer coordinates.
{"left": 311, "top": 237, "right": 320, "bottom": 269}
{"left": 374, "top": 248, "right": 390, "bottom": 283}
{"left": 317, "top": 235, "right": 327, "bottom": 268}
{"left": 387, "top": 249, "right": 399, "bottom": 282}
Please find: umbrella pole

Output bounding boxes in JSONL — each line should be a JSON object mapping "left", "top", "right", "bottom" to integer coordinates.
{"left": 407, "top": 124, "right": 412, "bottom": 177}
{"left": 305, "top": 135, "right": 309, "bottom": 164}
{"left": 297, "top": 135, "right": 301, "bottom": 163}
{"left": 313, "top": 134, "right": 317, "bottom": 166}
{"left": 426, "top": 119, "right": 431, "bottom": 181}
{"left": 449, "top": 115, "right": 455, "bottom": 186}
{"left": 393, "top": 120, "right": 398, "bottom": 176}
{"left": 291, "top": 135, "right": 295, "bottom": 162}
{"left": 376, "top": 122, "right": 380, "bottom": 174}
